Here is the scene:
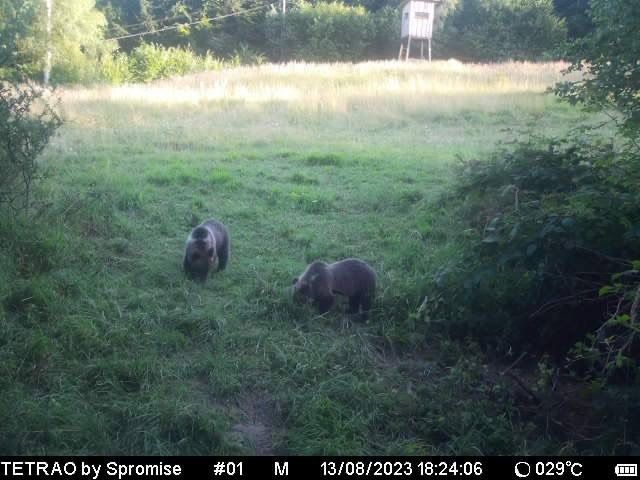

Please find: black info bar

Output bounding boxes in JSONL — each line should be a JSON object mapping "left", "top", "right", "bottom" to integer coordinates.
{"left": 0, "top": 457, "right": 636, "bottom": 480}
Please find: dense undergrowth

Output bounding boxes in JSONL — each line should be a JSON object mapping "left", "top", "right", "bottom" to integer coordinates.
{"left": 426, "top": 138, "right": 640, "bottom": 362}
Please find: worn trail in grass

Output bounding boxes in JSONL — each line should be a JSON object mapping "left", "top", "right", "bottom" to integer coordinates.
{"left": 1, "top": 61, "right": 598, "bottom": 454}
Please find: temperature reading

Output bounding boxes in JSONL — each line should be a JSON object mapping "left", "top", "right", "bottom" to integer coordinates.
{"left": 534, "top": 461, "right": 582, "bottom": 477}
{"left": 515, "top": 461, "right": 583, "bottom": 478}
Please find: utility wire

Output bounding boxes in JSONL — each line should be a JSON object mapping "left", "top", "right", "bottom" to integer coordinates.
{"left": 106, "top": 12, "right": 196, "bottom": 34}
{"left": 105, "top": 4, "right": 272, "bottom": 42}
{"left": 107, "top": 12, "right": 215, "bottom": 33}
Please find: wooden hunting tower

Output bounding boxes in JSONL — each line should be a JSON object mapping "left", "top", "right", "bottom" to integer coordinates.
{"left": 399, "top": 0, "right": 439, "bottom": 61}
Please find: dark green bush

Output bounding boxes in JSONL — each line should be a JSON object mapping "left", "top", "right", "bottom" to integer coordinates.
{"left": 265, "top": 1, "right": 389, "bottom": 62}
{"left": 424, "top": 138, "right": 640, "bottom": 375}
{"left": 368, "top": 5, "right": 401, "bottom": 59}
{"left": 552, "top": 0, "right": 593, "bottom": 39}
{"left": 438, "top": 0, "right": 567, "bottom": 61}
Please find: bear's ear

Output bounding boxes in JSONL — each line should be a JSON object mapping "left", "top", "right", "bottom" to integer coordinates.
{"left": 292, "top": 277, "right": 298, "bottom": 285}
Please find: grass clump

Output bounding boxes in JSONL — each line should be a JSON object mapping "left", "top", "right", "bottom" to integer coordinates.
{"left": 304, "top": 153, "right": 344, "bottom": 167}
{"left": 288, "top": 173, "right": 319, "bottom": 185}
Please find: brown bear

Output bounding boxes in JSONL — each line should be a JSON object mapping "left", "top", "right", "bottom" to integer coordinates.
{"left": 183, "top": 218, "right": 230, "bottom": 282}
{"left": 292, "top": 258, "right": 376, "bottom": 319}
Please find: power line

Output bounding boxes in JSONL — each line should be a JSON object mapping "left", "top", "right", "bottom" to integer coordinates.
{"left": 106, "top": 12, "right": 196, "bottom": 34}
{"left": 105, "top": 4, "right": 272, "bottom": 42}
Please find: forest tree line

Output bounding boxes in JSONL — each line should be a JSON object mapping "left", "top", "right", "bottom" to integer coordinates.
{"left": 2, "top": 0, "right": 592, "bottom": 84}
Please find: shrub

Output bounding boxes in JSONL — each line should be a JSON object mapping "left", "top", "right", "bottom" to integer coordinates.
{"left": 368, "top": 5, "right": 401, "bottom": 59}
{"left": 438, "top": 0, "right": 567, "bottom": 61}
{"left": 0, "top": 81, "right": 62, "bottom": 212}
{"left": 552, "top": 0, "right": 593, "bottom": 39}
{"left": 0, "top": 1, "right": 62, "bottom": 217}
{"left": 129, "top": 43, "right": 220, "bottom": 83}
{"left": 228, "top": 43, "right": 267, "bottom": 67}
{"left": 99, "top": 52, "right": 133, "bottom": 84}
{"left": 550, "top": 0, "right": 640, "bottom": 379}
{"left": 423, "top": 137, "right": 640, "bottom": 376}
{"left": 101, "top": 44, "right": 223, "bottom": 84}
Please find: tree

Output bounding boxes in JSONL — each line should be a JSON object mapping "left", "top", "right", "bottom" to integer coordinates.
{"left": 0, "top": 0, "right": 112, "bottom": 83}
{"left": 0, "top": 0, "right": 46, "bottom": 79}
{"left": 50, "top": 0, "right": 115, "bottom": 82}
{"left": 96, "top": 0, "right": 272, "bottom": 57}
{"left": 555, "top": 0, "right": 640, "bottom": 141}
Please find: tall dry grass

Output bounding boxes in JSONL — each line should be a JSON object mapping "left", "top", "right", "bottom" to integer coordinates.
{"left": 50, "top": 60, "right": 588, "bottom": 168}
{"left": 61, "top": 60, "right": 576, "bottom": 114}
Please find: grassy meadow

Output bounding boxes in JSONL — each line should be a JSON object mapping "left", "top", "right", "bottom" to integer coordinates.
{"left": 1, "top": 60, "right": 606, "bottom": 454}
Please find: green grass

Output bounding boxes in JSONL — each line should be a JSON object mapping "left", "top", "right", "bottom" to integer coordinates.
{"left": 0, "top": 61, "right": 610, "bottom": 454}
